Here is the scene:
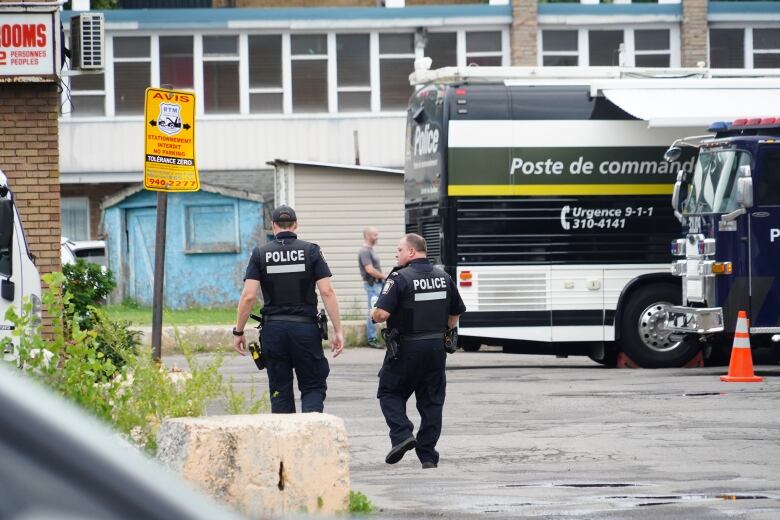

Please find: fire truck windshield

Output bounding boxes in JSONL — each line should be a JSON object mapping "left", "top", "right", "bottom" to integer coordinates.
{"left": 682, "top": 149, "right": 751, "bottom": 215}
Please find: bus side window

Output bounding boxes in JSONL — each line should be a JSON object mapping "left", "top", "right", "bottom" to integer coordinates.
{"left": 0, "top": 199, "right": 13, "bottom": 277}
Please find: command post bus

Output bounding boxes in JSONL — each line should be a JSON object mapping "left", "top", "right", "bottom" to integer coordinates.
{"left": 665, "top": 118, "right": 780, "bottom": 363}
{"left": 404, "top": 66, "right": 779, "bottom": 367}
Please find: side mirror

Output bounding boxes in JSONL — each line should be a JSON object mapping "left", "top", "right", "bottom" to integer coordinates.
{"left": 736, "top": 176, "right": 753, "bottom": 208}
{"left": 664, "top": 146, "right": 682, "bottom": 163}
{"left": 1, "top": 278, "right": 14, "bottom": 302}
{"left": 738, "top": 164, "right": 752, "bottom": 178}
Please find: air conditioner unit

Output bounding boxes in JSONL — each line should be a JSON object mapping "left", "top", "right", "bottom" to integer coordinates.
{"left": 70, "top": 13, "right": 104, "bottom": 71}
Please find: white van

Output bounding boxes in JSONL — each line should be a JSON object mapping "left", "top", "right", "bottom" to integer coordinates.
{"left": 0, "top": 171, "right": 42, "bottom": 354}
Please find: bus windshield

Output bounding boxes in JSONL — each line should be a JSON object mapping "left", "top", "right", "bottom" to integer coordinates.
{"left": 682, "top": 150, "right": 750, "bottom": 215}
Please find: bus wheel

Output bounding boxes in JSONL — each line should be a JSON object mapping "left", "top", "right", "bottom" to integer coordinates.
{"left": 460, "top": 338, "right": 482, "bottom": 352}
{"left": 619, "top": 284, "right": 700, "bottom": 368}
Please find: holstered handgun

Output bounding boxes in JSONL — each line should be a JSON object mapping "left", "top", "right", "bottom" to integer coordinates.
{"left": 317, "top": 309, "right": 329, "bottom": 340}
{"left": 248, "top": 313, "right": 265, "bottom": 371}
{"left": 381, "top": 328, "right": 400, "bottom": 360}
{"left": 444, "top": 327, "right": 458, "bottom": 354}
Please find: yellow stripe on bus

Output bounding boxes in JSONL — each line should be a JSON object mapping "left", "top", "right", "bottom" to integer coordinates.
{"left": 448, "top": 184, "right": 674, "bottom": 196}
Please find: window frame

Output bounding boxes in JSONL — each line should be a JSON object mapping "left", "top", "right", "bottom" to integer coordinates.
{"left": 61, "top": 197, "right": 91, "bottom": 242}
{"left": 112, "top": 35, "right": 153, "bottom": 116}
{"left": 183, "top": 202, "right": 241, "bottom": 254}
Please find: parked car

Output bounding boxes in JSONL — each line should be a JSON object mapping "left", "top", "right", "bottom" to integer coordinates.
{"left": 61, "top": 237, "right": 107, "bottom": 268}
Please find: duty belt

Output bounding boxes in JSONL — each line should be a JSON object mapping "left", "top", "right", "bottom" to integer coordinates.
{"left": 400, "top": 332, "right": 445, "bottom": 341}
{"left": 264, "top": 315, "right": 316, "bottom": 324}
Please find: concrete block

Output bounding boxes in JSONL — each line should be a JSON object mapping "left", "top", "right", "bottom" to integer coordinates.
{"left": 157, "top": 414, "right": 350, "bottom": 517}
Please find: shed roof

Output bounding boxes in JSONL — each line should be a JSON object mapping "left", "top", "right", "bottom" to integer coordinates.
{"left": 101, "top": 179, "right": 267, "bottom": 210}
{"left": 268, "top": 159, "right": 403, "bottom": 176}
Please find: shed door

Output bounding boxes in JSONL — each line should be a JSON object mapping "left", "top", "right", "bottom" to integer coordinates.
{"left": 126, "top": 207, "right": 157, "bottom": 306}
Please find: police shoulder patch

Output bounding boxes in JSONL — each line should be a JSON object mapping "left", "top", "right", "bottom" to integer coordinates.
{"left": 382, "top": 279, "right": 394, "bottom": 294}
{"left": 391, "top": 271, "right": 400, "bottom": 277}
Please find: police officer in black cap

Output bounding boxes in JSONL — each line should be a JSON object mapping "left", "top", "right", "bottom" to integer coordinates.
{"left": 371, "top": 233, "right": 466, "bottom": 468}
{"left": 233, "top": 205, "right": 344, "bottom": 413}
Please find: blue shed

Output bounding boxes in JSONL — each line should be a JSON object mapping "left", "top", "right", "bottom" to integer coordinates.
{"left": 101, "top": 171, "right": 273, "bottom": 309}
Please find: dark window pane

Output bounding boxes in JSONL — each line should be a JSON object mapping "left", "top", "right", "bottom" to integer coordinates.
{"left": 380, "top": 33, "right": 413, "bottom": 54}
{"left": 204, "top": 62, "right": 239, "bottom": 113}
{"left": 71, "top": 72, "right": 103, "bottom": 91}
{"left": 250, "top": 93, "right": 283, "bottom": 114}
{"left": 543, "top": 30, "right": 577, "bottom": 52}
{"left": 466, "top": 31, "right": 501, "bottom": 53}
{"left": 337, "top": 34, "right": 369, "bottom": 86}
{"left": 338, "top": 92, "right": 370, "bottom": 112}
{"left": 757, "top": 151, "right": 780, "bottom": 205}
{"left": 635, "top": 29, "right": 669, "bottom": 51}
{"left": 710, "top": 29, "right": 744, "bottom": 68}
{"left": 292, "top": 60, "right": 328, "bottom": 112}
{"left": 203, "top": 36, "right": 237, "bottom": 56}
{"left": 114, "top": 62, "right": 150, "bottom": 115}
{"left": 755, "top": 53, "right": 780, "bottom": 68}
{"left": 249, "top": 35, "right": 282, "bottom": 88}
{"left": 754, "top": 29, "right": 780, "bottom": 50}
{"left": 160, "top": 36, "right": 193, "bottom": 90}
{"left": 543, "top": 55, "right": 578, "bottom": 66}
{"left": 380, "top": 57, "right": 414, "bottom": 110}
{"left": 70, "top": 95, "right": 104, "bottom": 117}
{"left": 589, "top": 30, "right": 623, "bottom": 66}
{"left": 635, "top": 54, "right": 670, "bottom": 67}
{"left": 426, "top": 32, "right": 456, "bottom": 68}
{"left": 113, "top": 37, "right": 149, "bottom": 58}
{"left": 465, "top": 55, "right": 502, "bottom": 67}
{"left": 291, "top": 34, "right": 326, "bottom": 55}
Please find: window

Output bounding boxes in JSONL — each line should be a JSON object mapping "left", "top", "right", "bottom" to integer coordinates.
{"left": 160, "top": 36, "right": 193, "bottom": 90}
{"left": 753, "top": 28, "right": 780, "bottom": 68}
{"left": 69, "top": 73, "right": 105, "bottom": 117}
{"left": 379, "top": 33, "right": 415, "bottom": 111}
{"left": 542, "top": 30, "right": 578, "bottom": 66}
{"left": 62, "top": 198, "right": 90, "bottom": 241}
{"left": 336, "top": 34, "right": 370, "bottom": 112}
{"left": 203, "top": 36, "right": 239, "bottom": 114}
{"left": 757, "top": 150, "right": 780, "bottom": 206}
{"left": 710, "top": 29, "right": 744, "bottom": 68}
{"left": 185, "top": 204, "right": 239, "bottom": 253}
{"left": 425, "top": 32, "right": 457, "bottom": 69}
{"left": 634, "top": 29, "right": 670, "bottom": 67}
{"left": 466, "top": 31, "right": 502, "bottom": 66}
{"left": 589, "top": 30, "right": 623, "bottom": 66}
{"left": 113, "top": 37, "right": 151, "bottom": 115}
{"left": 291, "top": 34, "right": 328, "bottom": 113}
{"left": 249, "top": 35, "right": 283, "bottom": 113}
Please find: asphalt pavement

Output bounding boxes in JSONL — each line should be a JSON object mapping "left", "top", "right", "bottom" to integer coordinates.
{"left": 199, "top": 347, "right": 780, "bottom": 519}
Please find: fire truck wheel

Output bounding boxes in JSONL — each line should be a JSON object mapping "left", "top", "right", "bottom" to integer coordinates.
{"left": 619, "top": 283, "right": 701, "bottom": 368}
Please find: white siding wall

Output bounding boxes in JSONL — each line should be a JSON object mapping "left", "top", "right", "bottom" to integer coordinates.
{"left": 60, "top": 116, "right": 406, "bottom": 173}
{"left": 293, "top": 164, "right": 405, "bottom": 317}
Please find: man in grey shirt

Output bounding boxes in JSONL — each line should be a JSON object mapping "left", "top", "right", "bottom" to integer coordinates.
{"left": 359, "top": 227, "right": 384, "bottom": 348}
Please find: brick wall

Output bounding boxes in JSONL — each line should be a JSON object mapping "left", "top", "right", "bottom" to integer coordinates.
{"left": 511, "top": 0, "right": 537, "bottom": 66}
{"left": 0, "top": 83, "right": 60, "bottom": 333}
{"left": 681, "top": 0, "right": 708, "bottom": 67}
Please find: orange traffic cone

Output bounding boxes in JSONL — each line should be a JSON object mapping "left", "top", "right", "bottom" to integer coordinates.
{"left": 720, "top": 311, "right": 763, "bottom": 383}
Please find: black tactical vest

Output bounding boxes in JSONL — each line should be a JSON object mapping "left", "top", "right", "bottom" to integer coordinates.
{"left": 396, "top": 265, "right": 450, "bottom": 336}
{"left": 256, "top": 237, "right": 317, "bottom": 311}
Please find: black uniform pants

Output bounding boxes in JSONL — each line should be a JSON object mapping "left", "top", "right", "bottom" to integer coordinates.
{"left": 377, "top": 339, "right": 447, "bottom": 464}
{"left": 262, "top": 321, "right": 330, "bottom": 413}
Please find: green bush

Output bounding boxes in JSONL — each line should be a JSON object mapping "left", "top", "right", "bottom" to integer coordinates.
{"left": 349, "top": 491, "right": 375, "bottom": 514}
{"left": 3, "top": 272, "right": 267, "bottom": 453}
{"left": 63, "top": 259, "right": 116, "bottom": 327}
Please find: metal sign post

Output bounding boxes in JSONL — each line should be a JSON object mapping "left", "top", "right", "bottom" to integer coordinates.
{"left": 143, "top": 87, "right": 199, "bottom": 361}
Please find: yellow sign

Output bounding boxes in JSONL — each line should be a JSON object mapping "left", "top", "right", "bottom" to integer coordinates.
{"left": 143, "top": 88, "right": 199, "bottom": 192}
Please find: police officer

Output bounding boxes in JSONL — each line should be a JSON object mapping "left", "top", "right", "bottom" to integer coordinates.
{"left": 233, "top": 205, "right": 344, "bottom": 413}
{"left": 371, "top": 233, "right": 466, "bottom": 468}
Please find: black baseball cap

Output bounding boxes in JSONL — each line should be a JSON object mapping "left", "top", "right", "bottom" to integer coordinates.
{"left": 272, "top": 205, "right": 297, "bottom": 223}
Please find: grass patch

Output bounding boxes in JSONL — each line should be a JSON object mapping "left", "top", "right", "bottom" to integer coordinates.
{"left": 349, "top": 491, "right": 375, "bottom": 514}
{"left": 105, "top": 304, "right": 239, "bottom": 326}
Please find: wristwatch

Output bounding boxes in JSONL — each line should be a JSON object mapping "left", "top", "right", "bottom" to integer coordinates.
{"left": 232, "top": 327, "right": 244, "bottom": 337}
